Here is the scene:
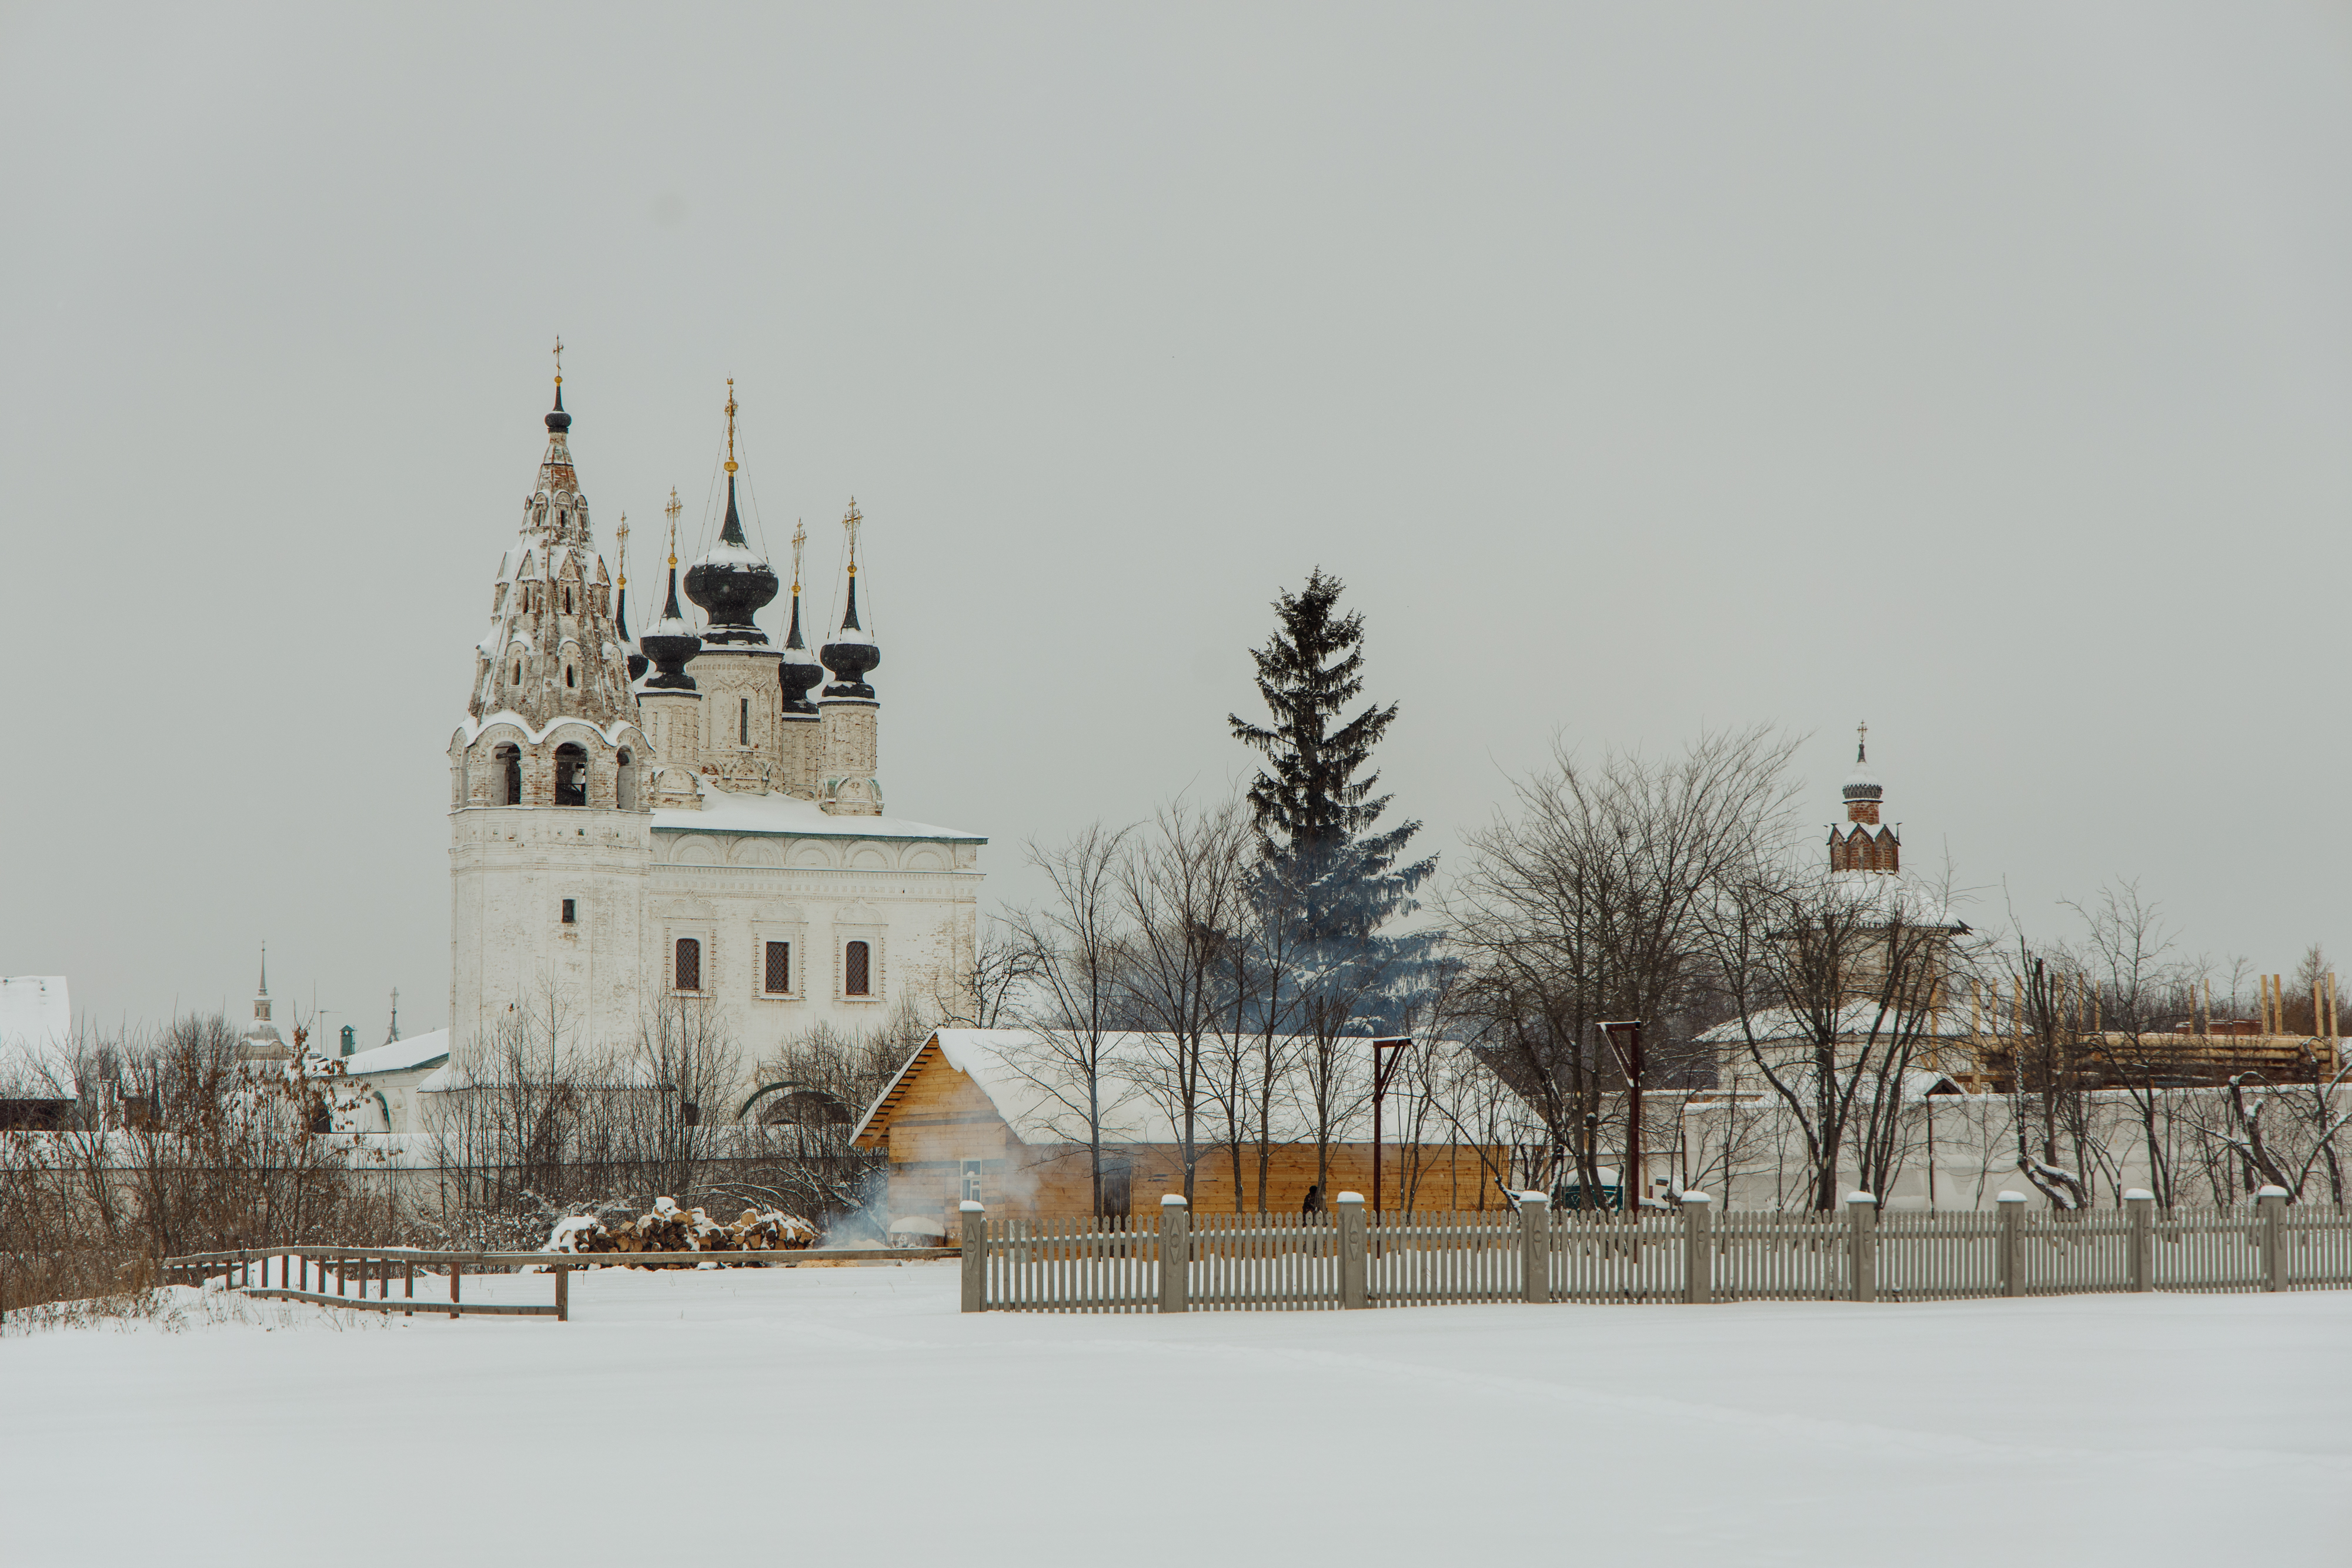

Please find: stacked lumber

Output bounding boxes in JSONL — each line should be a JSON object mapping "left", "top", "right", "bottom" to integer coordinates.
{"left": 544, "top": 1196, "right": 819, "bottom": 1265}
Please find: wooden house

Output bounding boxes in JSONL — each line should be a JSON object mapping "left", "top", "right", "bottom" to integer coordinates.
{"left": 851, "top": 1029, "right": 1525, "bottom": 1227}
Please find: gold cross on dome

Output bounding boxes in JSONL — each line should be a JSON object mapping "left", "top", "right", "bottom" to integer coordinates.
{"left": 791, "top": 520, "right": 807, "bottom": 594}
{"left": 552, "top": 335, "right": 564, "bottom": 385}
{"left": 842, "top": 497, "right": 863, "bottom": 576}
{"left": 614, "top": 511, "right": 628, "bottom": 589}
{"left": 1856, "top": 720, "right": 1868, "bottom": 761}
{"left": 666, "top": 486, "right": 682, "bottom": 568}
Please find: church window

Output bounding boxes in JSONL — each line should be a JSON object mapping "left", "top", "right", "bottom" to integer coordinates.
{"left": 563, "top": 587, "right": 573, "bottom": 614}
{"left": 496, "top": 744, "right": 521, "bottom": 805}
{"left": 740, "top": 697, "right": 750, "bottom": 744}
{"left": 513, "top": 661, "right": 523, "bottom": 684}
{"left": 844, "top": 940, "right": 871, "bottom": 997}
{"left": 566, "top": 664, "right": 575, "bottom": 688}
{"left": 764, "top": 941, "right": 791, "bottom": 995}
{"left": 554, "top": 743, "right": 587, "bottom": 807}
{"left": 615, "top": 750, "right": 636, "bottom": 811}
{"left": 561, "top": 899, "right": 576, "bottom": 925}
{"left": 674, "top": 938, "right": 702, "bottom": 992}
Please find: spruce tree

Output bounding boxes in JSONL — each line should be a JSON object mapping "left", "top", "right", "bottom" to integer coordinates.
{"left": 1230, "top": 568, "right": 1435, "bottom": 947}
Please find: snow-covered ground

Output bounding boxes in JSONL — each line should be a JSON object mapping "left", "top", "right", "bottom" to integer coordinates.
{"left": 4, "top": 1264, "right": 2345, "bottom": 1565}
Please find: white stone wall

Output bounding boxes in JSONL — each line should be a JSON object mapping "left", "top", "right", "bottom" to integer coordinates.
{"left": 448, "top": 805, "right": 653, "bottom": 1060}
{"left": 647, "top": 829, "right": 979, "bottom": 1062}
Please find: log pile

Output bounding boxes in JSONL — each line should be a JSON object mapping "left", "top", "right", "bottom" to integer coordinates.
{"left": 545, "top": 1196, "right": 818, "bottom": 1265}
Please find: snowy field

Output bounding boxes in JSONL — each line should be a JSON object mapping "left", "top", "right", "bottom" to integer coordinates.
{"left": 4, "top": 1263, "right": 2346, "bottom": 1566}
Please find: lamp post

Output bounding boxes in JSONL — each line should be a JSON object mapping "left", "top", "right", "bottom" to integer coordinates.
{"left": 1599, "top": 1020, "right": 1644, "bottom": 1211}
{"left": 1369, "top": 1037, "right": 1411, "bottom": 1216}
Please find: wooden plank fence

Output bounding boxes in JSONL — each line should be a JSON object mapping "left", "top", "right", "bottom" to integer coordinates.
{"left": 960, "top": 1186, "right": 2352, "bottom": 1314}
{"left": 157, "top": 1244, "right": 959, "bottom": 1323}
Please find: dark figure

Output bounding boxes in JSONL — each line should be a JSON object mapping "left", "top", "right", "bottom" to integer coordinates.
{"left": 1301, "top": 1183, "right": 1324, "bottom": 1218}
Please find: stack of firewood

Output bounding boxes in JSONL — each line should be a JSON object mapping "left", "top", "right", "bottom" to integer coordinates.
{"left": 544, "top": 1197, "right": 819, "bottom": 1263}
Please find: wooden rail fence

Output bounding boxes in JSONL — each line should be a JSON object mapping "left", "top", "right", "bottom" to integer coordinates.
{"left": 160, "top": 1245, "right": 958, "bottom": 1322}
{"left": 960, "top": 1187, "right": 2352, "bottom": 1313}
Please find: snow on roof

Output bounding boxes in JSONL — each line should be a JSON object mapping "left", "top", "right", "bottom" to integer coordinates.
{"left": 333, "top": 1028, "right": 452, "bottom": 1077}
{"left": 0, "top": 977, "right": 74, "bottom": 1096}
{"left": 654, "top": 778, "right": 983, "bottom": 844}
{"left": 454, "top": 710, "right": 642, "bottom": 748}
{"left": 1696, "top": 1004, "right": 1980, "bottom": 1047}
{"left": 854, "top": 1028, "right": 1527, "bottom": 1149}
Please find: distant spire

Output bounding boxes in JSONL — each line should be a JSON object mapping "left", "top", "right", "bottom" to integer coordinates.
{"left": 385, "top": 988, "right": 400, "bottom": 1045}
{"left": 258, "top": 942, "right": 268, "bottom": 997}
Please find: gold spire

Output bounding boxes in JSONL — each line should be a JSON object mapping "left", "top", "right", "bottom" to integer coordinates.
{"left": 791, "top": 520, "right": 806, "bottom": 596}
{"left": 552, "top": 335, "right": 563, "bottom": 386}
{"left": 723, "top": 379, "right": 738, "bottom": 474}
{"left": 666, "top": 486, "right": 682, "bottom": 568}
{"left": 614, "top": 511, "right": 628, "bottom": 589}
{"left": 843, "top": 497, "right": 862, "bottom": 577}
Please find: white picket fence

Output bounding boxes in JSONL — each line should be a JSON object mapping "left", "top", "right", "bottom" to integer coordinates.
{"left": 960, "top": 1188, "right": 2352, "bottom": 1313}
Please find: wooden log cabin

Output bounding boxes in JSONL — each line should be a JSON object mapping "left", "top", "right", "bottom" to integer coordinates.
{"left": 851, "top": 1029, "right": 1525, "bottom": 1227}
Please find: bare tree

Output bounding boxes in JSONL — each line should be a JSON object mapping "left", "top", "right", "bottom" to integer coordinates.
{"left": 1003, "top": 823, "right": 1140, "bottom": 1216}
{"left": 1118, "top": 801, "right": 1252, "bottom": 1203}
{"left": 1452, "top": 727, "right": 1802, "bottom": 1202}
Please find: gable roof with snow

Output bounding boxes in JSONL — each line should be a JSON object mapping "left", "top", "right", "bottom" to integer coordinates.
{"left": 327, "top": 1028, "right": 452, "bottom": 1078}
{"left": 851, "top": 1028, "right": 1529, "bottom": 1151}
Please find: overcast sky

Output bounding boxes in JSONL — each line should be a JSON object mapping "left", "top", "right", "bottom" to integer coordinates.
{"left": 5, "top": 5, "right": 2350, "bottom": 1038}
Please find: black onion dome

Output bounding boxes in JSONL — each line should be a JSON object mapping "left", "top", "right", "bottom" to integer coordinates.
{"left": 639, "top": 567, "right": 702, "bottom": 690}
{"left": 683, "top": 474, "right": 779, "bottom": 644}
{"left": 780, "top": 591, "right": 824, "bottom": 713}
{"left": 545, "top": 384, "right": 572, "bottom": 433}
{"left": 820, "top": 575, "right": 880, "bottom": 699}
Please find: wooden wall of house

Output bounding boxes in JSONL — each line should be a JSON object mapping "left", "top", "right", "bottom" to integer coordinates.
{"left": 874, "top": 1054, "right": 1513, "bottom": 1222}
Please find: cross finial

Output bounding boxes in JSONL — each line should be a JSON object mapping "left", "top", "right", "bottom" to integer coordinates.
{"left": 1856, "top": 720, "right": 1869, "bottom": 763}
{"left": 843, "top": 497, "right": 863, "bottom": 577}
{"left": 791, "top": 520, "right": 806, "bottom": 594}
{"left": 552, "top": 335, "right": 563, "bottom": 386}
{"left": 614, "top": 511, "right": 629, "bottom": 589}
{"left": 666, "top": 486, "right": 682, "bottom": 569}
{"left": 723, "top": 379, "right": 738, "bottom": 474}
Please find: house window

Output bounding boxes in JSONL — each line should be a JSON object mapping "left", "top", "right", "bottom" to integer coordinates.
{"left": 560, "top": 898, "right": 576, "bottom": 925}
{"left": 764, "top": 941, "right": 791, "bottom": 995}
{"left": 844, "top": 940, "right": 871, "bottom": 997}
{"left": 674, "top": 938, "right": 702, "bottom": 992}
{"left": 961, "top": 1160, "right": 983, "bottom": 1202}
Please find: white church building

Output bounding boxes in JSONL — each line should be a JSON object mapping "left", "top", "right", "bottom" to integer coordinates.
{"left": 443, "top": 374, "right": 984, "bottom": 1079}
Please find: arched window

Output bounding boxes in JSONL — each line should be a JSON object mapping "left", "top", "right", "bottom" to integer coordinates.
{"left": 615, "top": 749, "right": 636, "bottom": 811}
{"left": 513, "top": 660, "right": 523, "bottom": 684}
{"left": 495, "top": 743, "right": 521, "bottom": 805}
{"left": 844, "top": 940, "right": 871, "bottom": 997}
{"left": 740, "top": 696, "right": 750, "bottom": 744}
{"left": 566, "top": 664, "right": 576, "bottom": 688}
{"left": 674, "top": 938, "right": 702, "bottom": 992}
{"left": 563, "top": 586, "right": 573, "bottom": 614}
{"left": 554, "top": 742, "right": 587, "bottom": 807}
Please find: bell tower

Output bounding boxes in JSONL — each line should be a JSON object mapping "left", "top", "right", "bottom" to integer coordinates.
{"left": 818, "top": 499, "right": 883, "bottom": 815}
{"left": 1829, "top": 722, "right": 1900, "bottom": 874}
{"left": 447, "top": 345, "right": 652, "bottom": 1064}
{"left": 683, "top": 382, "right": 786, "bottom": 793}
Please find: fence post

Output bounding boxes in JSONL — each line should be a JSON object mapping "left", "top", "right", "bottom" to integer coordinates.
{"left": 1997, "top": 1191, "right": 2026, "bottom": 1297}
{"left": 2258, "top": 1186, "right": 2288, "bottom": 1293}
{"left": 2124, "top": 1189, "right": 2154, "bottom": 1293}
{"left": 960, "top": 1201, "right": 987, "bottom": 1313}
{"left": 1846, "top": 1192, "right": 1878, "bottom": 1303}
{"left": 1519, "top": 1191, "right": 1552, "bottom": 1304}
{"left": 1158, "top": 1195, "right": 1191, "bottom": 1314}
{"left": 1335, "top": 1192, "right": 1368, "bottom": 1309}
{"left": 449, "top": 1258, "right": 463, "bottom": 1320}
{"left": 554, "top": 1265, "right": 569, "bottom": 1323}
{"left": 1682, "top": 1191, "right": 1713, "bottom": 1305}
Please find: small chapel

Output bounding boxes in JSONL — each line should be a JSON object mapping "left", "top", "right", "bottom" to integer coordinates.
{"left": 444, "top": 366, "right": 984, "bottom": 1078}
